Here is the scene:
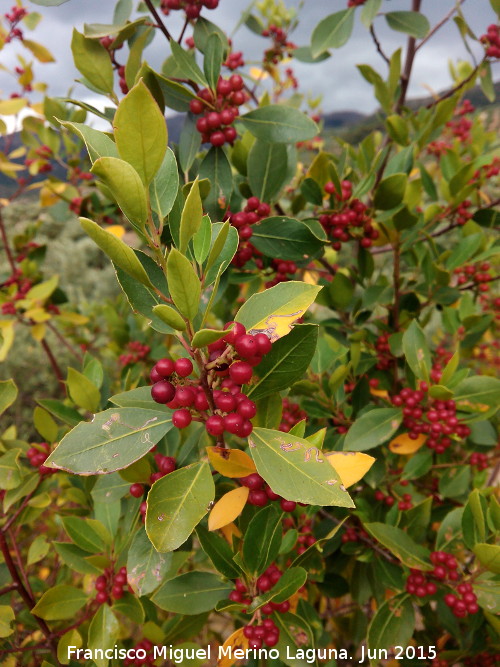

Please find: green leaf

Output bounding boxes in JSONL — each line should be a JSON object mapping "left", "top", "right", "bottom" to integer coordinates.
{"left": 243, "top": 505, "right": 283, "bottom": 575}
{"left": 363, "top": 522, "right": 432, "bottom": 570}
{"left": 251, "top": 217, "right": 324, "bottom": 261}
{"left": 454, "top": 376, "right": 500, "bottom": 408}
{"left": 180, "top": 177, "right": 203, "bottom": 254}
{"left": 149, "top": 147, "right": 179, "bottom": 220}
{"left": 91, "top": 157, "right": 148, "bottom": 231}
{"left": 66, "top": 368, "right": 100, "bottom": 412}
{"left": 239, "top": 105, "right": 318, "bottom": 144}
{"left": 0, "top": 450, "right": 22, "bottom": 491}
{"left": 37, "top": 399, "right": 82, "bottom": 427}
{"left": 248, "top": 140, "right": 289, "bottom": 202}
{"left": 204, "top": 222, "right": 238, "bottom": 286}
{"left": 361, "top": 0, "right": 383, "bottom": 27}
{"left": 373, "top": 173, "right": 407, "bottom": 210}
{"left": 128, "top": 530, "right": 188, "bottom": 596}
{"left": 439, "top": 466, "right": 471, "bottom": 499}
{"left": 59, "top": 121, "right": 119, "bottom": 164}
{"left": 344, "top": 408, "right": 402, "bottom": 452}
{"left": 152, "top": 305, "right": 186, "bottom": 331}
{"left": 71, "top": 29, "right": 113, "bottom": 93}
{"left": 311, "top": 9, "right": 355, "bottom": 57}
{"left": 0, "top": 606, "right": 15, "bottom": 638}
{"left": 62, "top": 516, "right": 109, "bottom": 553}
{"left": 33, "top": 406, "right": 58, "bottom": 442}
{"left": 402, "top": 320, "right": 431, "bottom": 382}
{"left": 249, "top": 567, "right": 308, "bottom": 611}
{"left": 329, "top": 272, "right": 354, "bottom": 310}
{"left": 44, "top": 408, "right": 173, "bottom": 474}
{"left": 249, "top": 428, "right": 354, "bottom": 507}
{"left": 80, "top": 217, "right": 154, "bottom": 288}
{"left": 193, "top": 215, "right": 212, "bottom": 264}
{"left": 166, "top": 248, "right": 201, "bottom": 321}
{"left": 248, "top": 324, "right": 318, "bottom": 400}
{"left": 191, "top": 328, "right": 227, "bottom": 348}
{"left": 445, "top": 233, "right": 482, "bottom": 271}
{"left": 170, "top": 40, "right": 208, "bottom": 87}
{"left": 198, "top": 146, "right": 233, "bottom": 216}
{"left": 473, "top": 208, "right": 500, "bottom": 228}
{"left": 179, "top": 113, "right": 202, "bottom": 172}
{"left": 28, "top": 0, "right": 69, "bottom": 5}
{"left": 28, "top": 536, "right": 50, "bottom": 566}
{"left": 254, "top": 394, "right": 283, "bottom": 429}
{"left": 0, "top": 379, "right": 17, "bottom": 417}
{"left": 367, "top": 594, "right": 415, "bottom": 664}
{"left": 473, "top": 544, "right": 500, "bottom": 574}
{"left": 146, "top": 462, "right": 215, "bottom": 552}
{"left": 113, "top": 80, "right": 167, "bottom": 185}
{"left": 235, "top": 281, "right": 321, "bottom": 340}
{"left": 52, "top": 542, "right": 102, "bottom": 575}
{"left": 203, "top": 33, "right": 224, "bottom": 91}
{"left": 193, "top": 16, "right": 229, "bottom": 52}
{"left": 462, "top": 490, "right": 487, "bottom": 549}
{"left": 32, "top": 585, "right": 87, "bottom": 621}
{"left": 195, "top": 524, "right": 241, "bottom": 579}
{"left": 385, "top": 11, "right": 430, "bottom": 39}
{"left": 87, "top": 605, "right": 119, "bottom": 667}
{"left": 112, "top": 592, "right": 145, "bottom": 624}
{"left": 152, "top": 572, "right": 231, "bottom": 614}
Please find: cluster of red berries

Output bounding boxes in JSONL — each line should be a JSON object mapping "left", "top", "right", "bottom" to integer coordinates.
{"left": 98, "top": 37, "right": 128, "bottom": 93}
{"left": 264, "top": 259, "right": 298, "bottom": 288}
{"left": 261, "top": 25, "right": 296, "bottom": 66}
{"left": 160, "top": 0, "right": 218, "bottom": 19}
{"left": 227, "top": 196, "right": 270, "bottom": 267}
{"left": 429, "top": 551, "right": 459, "bottom": 582}
{"left": 94, "top": 566, "right": 129, "bottom": 604}
{"left": 243, "top": 618, "right": 280, "bottom": 649}
{"left": 279, "top": 398, "right": 307, "bottom": 433}
{"left": 348, "top": 0, "right": 367, "bottom": 6}
{"left": 405, "top": 570, "right": 437, "bottom": 598}
{"left": 444, "top": 581, "right": 479, "bottom": 618}
{"left": 481, "top": 24, "right": 500, "bottom": 59}
{"left": 69, "top": 197, "right": 83, "bottom": 215}
{"left": 189, "top": 75, "right": 246, "bottom": 147}
{"left": 123, "top": 639, "right": 159, "bottom": 666}
{"left": 25, "top": 155, "right": 52, "bottom": 174}
{"left": 391, "top": 384, "right": 471, "bottom": 454}
{"left": 150, "top": 323, "right": 272, "bottom": 438}
{"left": 429, "top": 345, "right": 453, "bottom": 384}
{"left": 119, "top": 341, "right": 151, "bottom": 367}
{"left": 239, "top": 473, "right": 297, "bottom": 512}
{"left": 454, "top": 200, "right": 474, "bottom": 225}
{"left": 469, "top": 451, "right": 489, "bottom": 471}
{"left": 320, "top": 181, "right": 378, "bottom": 250}
{"left": 454, "top": 262, "right": 492, "bottom": 293}
{"left": 225, "top": 50, "right": 244, "bottom": 70}
{"left": 116, "top": 65, "right": 128, "bottom": 95}
{"left": 26, "top": 443, "right": 53, "bottom": 476}
{"left": 427, "top": 140, "right": 453, "bottom": 157}
{"left": 294, "top": 517, "right": 317, "bottom": 555}
{"left": 341, "top": 525, "right": 369, "bottom": 544}
{"left": 1, "top": 269, "right": 33, "bottom": 315}
{"left": 4, "top": 6, "right": 27, "bottom": 42}
{"left": 374, "top": 333, "right": 394, "bottom": 370}
{"left": 374, "top": 490, "right": 396, "bottom": 508}
{"left": 464, "top": 652, "right": 500, "bottom": 667}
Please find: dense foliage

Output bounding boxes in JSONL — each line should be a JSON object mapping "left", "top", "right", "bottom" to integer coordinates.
{"left": 0, "top": 1, "right": 499, "bottom": 666}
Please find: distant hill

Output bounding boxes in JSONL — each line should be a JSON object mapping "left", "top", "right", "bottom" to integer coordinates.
{"left": 0, "top": 79, "right": 498, "bottom": 197}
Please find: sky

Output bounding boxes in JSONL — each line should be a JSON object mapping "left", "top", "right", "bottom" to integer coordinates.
{"left": 0, "top": 0, "right": 498, "bottom": 126}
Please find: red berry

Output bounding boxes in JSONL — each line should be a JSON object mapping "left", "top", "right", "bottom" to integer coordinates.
{"left": 237, "top": 399, "right": 257, "bottom": 419}
{"left": 95, "top": 575, "right": 107, "bottom": 592}
{"left": 174, "top": 358, "right": 193, "bottom": 377}
{"left": 240, "top": 473, "right": 264, "bottom": 490}
{"left": 223, "top": 321, "right": 246, "bottom": 344}
{"left": 129, "top": 483, "right": 144, "bottom": 498}
{"left": 234, "top": 334, "right": 259, "bottom": 359}
{"left": 154, "top": 358, "right": 175, "bottom": 377}
{"left": 151, "top": 380, "right": 176, "bottom": 404}
{"left": 248, "top": 489, "right": 268, "bottom": 506}
{"left": 229, "top": 361, "right": 253, "bottom": 385}
{"left": 172, "top": 409, "right": 192, "bottom": 428}
{"left": 206, "top": 415, "right": 225, "bottom": 436}
{"left": 175, "top": 386, "right": 195, "bottom": 407}
{"left": 280, "top": 499, "right": 297, "bottom": 512}
{"left": 254, "top": 333, "right": 272, "bottom": 355}
{"left": 95, "top": 591, "right": 108, "bottom": 604}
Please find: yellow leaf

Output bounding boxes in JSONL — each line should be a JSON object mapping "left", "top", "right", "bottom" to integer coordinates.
{"left": 0, "top": 98, "right": 27, "bottom": 115}
{"left": 389, "top": 433, "right": 427, "bottom": 455}
{"left": 303, "top": 269, "right": 320, "bottom": 285}
{"left": 24, "top": 308, "right": 51, "bottom": 323}
{"left": 217, "top": 628, "right": 250, "bottom": 667}
{"left": 208, "top": 487, "right": 249, "bottom": 531}
{"left": 0, "top": 320, "right": 15, "bottom": 362}
{"left": 106, "top": 225, "right": 125, "bottom": 239}
{"left": 55, "top": 312, "right": 89, "bottom": 325}
{"left": 30, "top": 323, "right": 46, "bottom": 341}
{"left": 220, "top": 522, "right": 241, "bottom": 545}
{"left": 370, "top": 388, "right": 390, "bottom": 399}
{"left": 325, "top": 451, "right": 375, "bottom": 487}
{"left": 31, "top": 102, "right": 44, "bottom": 115}
{"left": 40, "top": 186, "right": 61, "bottom": 207}
{"left": 249, "top": 67, "right": 268, "bottom": 81}
{"left": 23, "top": 39, "right": 55, "bottom": 63}
{"left": 206, "top": 447, "right": 256, "bottom": 478}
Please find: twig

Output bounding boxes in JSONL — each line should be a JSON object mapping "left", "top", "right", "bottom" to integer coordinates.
{"left": 370, "top": 24, "right": 390, "bottom": 65}
{"left": 0, "top": 207, "right": 16, "bottom": 273}
{"left": 392, "top": 236, "right": 401, "bottom": 331}
{"left": 425, "top": 60, "right": 484, "bottom": 110}
{"left": 318, "top": 256, "right": 336, "bottom": 277}
{"left": 178, "top": 17, "right": 189, "bottom": 45}
{"left": 416, "top": 0, "right": 467, "bottom": 52}
{"left": 0, "top": 583, "right": 18, "bottom": 596}
{"left": 40, "top": 339, "right": 65, "bottom": 394}
{"left": 395, "top": 0, "right": 422, "bottom": 114}
{"left": 46, "top": 322, "right": 84, "bottom": 363}
{"left": 144, "top": 0, "right": 173, "bottom": 42}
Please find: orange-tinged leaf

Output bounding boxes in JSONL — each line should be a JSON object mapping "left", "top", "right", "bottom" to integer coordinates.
{"left": 106, "top": 225, "right": 125, "bottom": 239}
{"left": 370, "top": 388, "right": 390, "bottom": 399}
{"left": 217, "top": 628, "right": 249, "bottom": 667}
{"left": 208, "top": 487, "right": 249, "bottom": 531}
{"left": 389, "top": 433, "right": 427, "bottom": 455}
{"left": 220, "top": 522, "right": 241, "bottom": 545}
{"left": 325, "top": 451, "right": 375, "bottom": 487}
{"left": 206, "top": 447, "right": 256, "bottom": 478}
